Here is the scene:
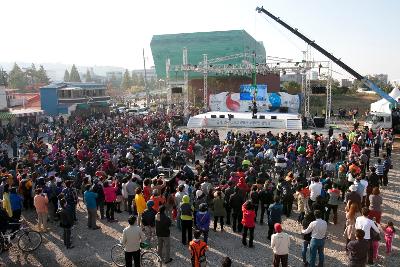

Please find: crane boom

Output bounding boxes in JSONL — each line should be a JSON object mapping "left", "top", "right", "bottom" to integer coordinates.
{"left": 256, "top": 6, "right": 397, "bottom": 105}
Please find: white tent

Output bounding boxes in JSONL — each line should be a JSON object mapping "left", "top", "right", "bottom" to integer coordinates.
{"left": 370, "top": 88, "right": 400, "bottom": 113}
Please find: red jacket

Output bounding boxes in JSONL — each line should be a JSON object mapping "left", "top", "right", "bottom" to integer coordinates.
{"left": 241, "top": 204, "right": 256, "bottom": 228}
{"left": 103, "top": 186, "right": 117, "bottom": 203}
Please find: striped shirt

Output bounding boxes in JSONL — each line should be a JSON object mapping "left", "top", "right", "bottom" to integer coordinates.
{"left": 375, "top": 163, "right": 384, "bottom": 176}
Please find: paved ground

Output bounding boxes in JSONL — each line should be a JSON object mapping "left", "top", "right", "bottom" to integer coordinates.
{"left": 1, "top": 134, "right": 399, "bottom": 266}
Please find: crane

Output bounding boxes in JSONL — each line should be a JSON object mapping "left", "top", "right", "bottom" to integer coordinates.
{"left": 256, "top": 6, "right": 398, "bottom": 106}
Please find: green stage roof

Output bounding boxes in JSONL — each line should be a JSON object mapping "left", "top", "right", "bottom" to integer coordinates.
{"left": 150, "top": 30, "right": 266, "bottom": 79}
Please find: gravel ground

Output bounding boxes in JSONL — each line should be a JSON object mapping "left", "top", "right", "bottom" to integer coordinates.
{"left": 1, "top": 138, "right": 399, "bottom": 266}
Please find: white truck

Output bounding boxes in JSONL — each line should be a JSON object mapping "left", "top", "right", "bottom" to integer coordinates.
{"left": 364, "top": 112, "right": 392, "bottom": 130}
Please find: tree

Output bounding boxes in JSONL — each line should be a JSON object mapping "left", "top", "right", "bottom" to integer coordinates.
{"left": 121, "top": 69, "right": 133, "bottom": 90}
{"left": 37, "top": 65, "right": 50, "bottom": 84}
{"left": 25, "top": 63, "right": 38, "bottom": 85}
{"left": 85, "top": 69, "right": 93, "bottom": 82}
{"left": 0, "top": 68, "right": 8, "bottom": 86}
{"left": 131, "top": 72, "right": 139, "bottom": 86}
{"left": 149, "top": 76, "right": 157, "bottom": 90}
{"left": 69, "top": 64, "right": 81, "bottom": 82}
{"left": 283, "top": 81, "right": 301, "bottom": 94}
{"left": 64, "top": 69, "right": 70, "bottom": 82}
{"left": 138, "top": 73, "right": 145, "bottom": 87}
{"left": 8, "top": 63, "right": 27, "bottom": 89}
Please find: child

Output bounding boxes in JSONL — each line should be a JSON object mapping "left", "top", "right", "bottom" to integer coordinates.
{"left": 189, "top": 230, "right": 208, "bottom": 267}
{"left": 295, "top": 185, "right": 310, "bottom": 223}
{"left": 383, "top": 221, "right": 395, "bottom": 255}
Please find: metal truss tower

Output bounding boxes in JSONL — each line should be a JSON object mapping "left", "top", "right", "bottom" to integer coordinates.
{"left": 183, "top": 48, "right": 189, "bottom": 116}
{"left": 325, "top": 61, "right": 333, "bottom": 124}
{"left": 203, "top": 54, "right": 208, "bottom": 110}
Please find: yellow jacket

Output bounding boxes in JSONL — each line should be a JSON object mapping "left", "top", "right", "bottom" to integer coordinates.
{"left": 135, "top": 193, "right": 146, "bottom": 214}
{"left": 2, "top": 192, "right": 13, "bottom": 217}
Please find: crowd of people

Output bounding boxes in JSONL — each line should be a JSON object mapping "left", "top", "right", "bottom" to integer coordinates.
{"left": 0, "top": 111, "right": 396, "bottom": 267}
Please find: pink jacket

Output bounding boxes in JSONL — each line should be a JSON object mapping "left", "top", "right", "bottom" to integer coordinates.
{"left": 34, "top": 194, "right": 49, "bottom": 213}
{"left": 103, "top": 186, "right": 117, "bottom": 203}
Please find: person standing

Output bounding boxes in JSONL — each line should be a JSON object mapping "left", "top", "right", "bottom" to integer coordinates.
{"left": 83, "top": 185, "right": 100, "bottom": 230}
{"left": 126, "top": 178, "right": 138, "bottom": 214}
{"left": 382, "top": 221, "right": 395, "bottom": 255}
{"left": 62, "top": 180, "right": 78, "bottom": 222}
{"left": 347, "top": 229, "right": 369, "bottom": 267}
{"left": 33, "top": 188, "right": 49, "bottom": 232}
{"left": 268, "top": 196, "right": 283, "bottom": 240}
{"left": 308, "top": 178, "right": 322, "bottom": 210}
{"left": 58, "top": 198, "right": 74, "bottom": 249}
{"left": 382, "top": 154, "right": 391, "bottom": 186}
{"left": 175, "top": 184, "right": 185, "bottom": 230}
{"left": 374, "top": 159, "right": 384, "bottom": 186}
{"left": 368, "top": 187, "right": 382, "bottom": 224}
{"left": 180, "top": 195, "right": 194, "bottom": 245}
{"left": 212, "top": 191, "right": 226, "bottom": 232}
{"left": 103, "top": 180, "right": 118, "bottom": 222}
{"left": 92, "top": 179, "right": 105, "bottom": 220}
{"left": 134, "top": 187, "right": 146, "bottom": 226}
{"left": 195, "top": 203, "right": 211, "bottom": 243}
{"left": 229, "top": 187, "right": 244, "bottom": 233}
{"left": 142, "top": 200, "right": 157, "bottom": 245}
{"left": 325, "top": 184, "right": 340, "bottom": 224}
{"left": 223, "top": 181, "right": 235, "bottom": 225}
{"left": 155, "top": 205, "right": 173, "bottom": 264}
{"left": 301, "top": 210, "right": 327, "bottom": 267}
{"left": 355, "top": 207, "right": 380, "bottom": 265}
{"left": 271, "top": 223, "right": 290, "bottom": 267}
{"left": 302, "top": 211, "right": 315, "bottom": 266}
{"left": 121, "top": 215, "right": 145, "bottom": 267}
{"left": 241, "top": 200, "right": 256, "bottom": 247}
{"left": 9, "top": 187, "right": 22, "bottom": 220}
{"left": 189, "top": 230, "right": 208, "bottom": 267}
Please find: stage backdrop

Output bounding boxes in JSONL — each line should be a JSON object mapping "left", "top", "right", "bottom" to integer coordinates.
{"left": 209, "top": 91, "right": 301, "bottom": 113}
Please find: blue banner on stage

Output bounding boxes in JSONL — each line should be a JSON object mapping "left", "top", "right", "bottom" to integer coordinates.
{"left": 239, "top": 84, "right": 267, "bottom": 101}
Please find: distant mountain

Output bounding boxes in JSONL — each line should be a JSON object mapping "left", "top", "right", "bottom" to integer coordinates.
{"left": 0, "top": 62, "right": 126, "bottom": 81}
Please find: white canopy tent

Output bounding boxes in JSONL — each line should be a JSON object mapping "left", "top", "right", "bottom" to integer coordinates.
{"left": 370, "top": 88, "right": 400, "bottom": 113}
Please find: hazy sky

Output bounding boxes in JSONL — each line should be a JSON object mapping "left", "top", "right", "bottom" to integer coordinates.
{"left": 2, "top": 0, "right": 399, "bottom": 80}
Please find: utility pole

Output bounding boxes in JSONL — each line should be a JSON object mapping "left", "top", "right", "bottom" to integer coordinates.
{"left": 143, "top": 48, "right": 149, "bottom": 108}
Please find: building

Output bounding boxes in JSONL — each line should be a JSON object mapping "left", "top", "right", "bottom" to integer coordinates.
{"left": 368, "top": 74, "right": 388, "bottom": 84}
{"left": 40, "top": 82, "right": 110, "bottom": 116}
{"left": 106, "top": 71, "right": 123, "bottom": 81}
{"left": 150, "top": 30, "right": 266, "bottom": 79}
{"left": 132, "top": 67, "right": 157, "bottom": 80}
{"left": 340, "top": 79, "right": 352, "bottom": 88}
{"left": 150, "top": 30, "right": 282, "bottom": 105}
{"left": 280, "top": 73, "right": 303, "bottom": 84}
{"left": 311, "top": 71, "right": 319, "bottom": 81}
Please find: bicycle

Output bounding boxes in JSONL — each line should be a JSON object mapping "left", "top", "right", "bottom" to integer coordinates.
{"left": 111, "top": 242, "right": 162, "bottom": 267}
{"left": 0, "top": 221, "right": 42, "bottom": 253}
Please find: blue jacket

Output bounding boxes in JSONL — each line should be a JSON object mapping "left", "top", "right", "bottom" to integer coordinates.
{"left": 268, "top": 202, "right": 283, "bottom": 224}
{"left": 9, "top": 193, "right": 23, "bottom": 211}
{"left": 84, "top": 191, "right": 98, "bottom": 209}
{"left": 196, "top": 211, "right": 211, "bottom": 231}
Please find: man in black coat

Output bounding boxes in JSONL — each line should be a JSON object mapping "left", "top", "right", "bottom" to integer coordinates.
{"left": 223, "top": 181, "right": 235, "bottom": 225}
{"left": 229, "top": 187, "right": 244, "bottom": 232}
{"left": 155, "top": 206, "right": 173, "bottom": 264}
{"left": 58, "top": 198, "right": 74, "bottom": 249}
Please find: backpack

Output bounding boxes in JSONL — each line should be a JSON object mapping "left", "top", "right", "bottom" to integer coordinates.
{"left": 190, "top": 240, "right": 207, "bottom": 267}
